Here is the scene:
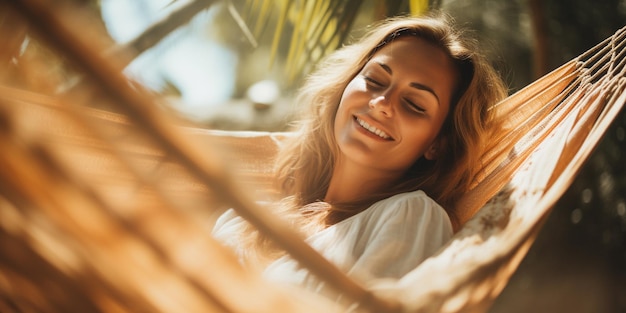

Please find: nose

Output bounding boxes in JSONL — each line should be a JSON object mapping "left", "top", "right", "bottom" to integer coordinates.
{"left": 368, "top": 95, "right": 393, "bottom": 117}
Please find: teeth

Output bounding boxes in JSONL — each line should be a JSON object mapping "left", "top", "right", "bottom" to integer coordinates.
{"left": 355, "top": 117, "right": 390, "bottom": 139}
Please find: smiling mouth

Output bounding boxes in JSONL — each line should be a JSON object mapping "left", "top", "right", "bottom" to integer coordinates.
{"left": 354, "top": 116, "right": 392, "bottom": 140}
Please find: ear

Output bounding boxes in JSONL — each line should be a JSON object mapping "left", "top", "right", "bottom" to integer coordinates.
{"left": 425, "top": 136, "right": 445, "bottom": 161}
{"left": 424, "top": 142, "right": 438, "bottom": 160}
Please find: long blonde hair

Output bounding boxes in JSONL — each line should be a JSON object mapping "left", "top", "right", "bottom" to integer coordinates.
{"left": 276, "top": 13, "right": 507, "bottom": 229}
{"left": 235, "top": 13, "right": 507, "bottom": 265}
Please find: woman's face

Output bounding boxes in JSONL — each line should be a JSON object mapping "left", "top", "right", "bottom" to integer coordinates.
{"left": 334, "top": 36, "right": 458, "bottom": 178}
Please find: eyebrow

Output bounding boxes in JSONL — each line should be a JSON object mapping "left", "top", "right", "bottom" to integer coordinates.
{"left": 377, "top": 62, "right": 440, "bottom": 105}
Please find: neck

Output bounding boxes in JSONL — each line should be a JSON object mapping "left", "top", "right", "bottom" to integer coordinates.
{"left": 324, "top": 157, "right": 401, "bottom": 204}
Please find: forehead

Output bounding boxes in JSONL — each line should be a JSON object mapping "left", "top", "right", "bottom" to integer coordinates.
{"left": 368, "top": 36, "right": 458, "bottom": 102}
{"left": 370, "top": 36, "right": 453, "bottom": 71}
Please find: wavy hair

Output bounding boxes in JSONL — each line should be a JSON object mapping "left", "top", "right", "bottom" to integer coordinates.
{"left": 232, "top": 13, "right": 507, "bottom": 265}
{"left": 275, "top": 13, "right": 507, "bottom": 229}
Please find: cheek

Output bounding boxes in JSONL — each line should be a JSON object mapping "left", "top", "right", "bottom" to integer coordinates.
{"left": 334, "top": 93, "right": 350, "bottom": 137}
{"left": 335, "top": 81, "right": 360, "bottom": 120}
{"left": 339, "top": 78, "right": 364, "bottom": 105}
{"left": 399, "top": 122, "right": 440, "bottom": 157}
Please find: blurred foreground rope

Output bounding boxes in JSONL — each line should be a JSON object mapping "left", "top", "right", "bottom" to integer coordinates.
{"left": 0, "top": 0, "right": 400, "bottom": 312}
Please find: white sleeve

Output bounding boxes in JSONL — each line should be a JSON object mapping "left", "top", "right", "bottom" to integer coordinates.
{"left": 211, "top": 208, "right": 247, "bottom": 262}
{"left": 344, "top": 192, "right": 453, "bottom": 281}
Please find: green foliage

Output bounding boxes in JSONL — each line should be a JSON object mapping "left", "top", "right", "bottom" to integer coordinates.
{"left": 232, "top": 0, "right": 430, "bottom": 82}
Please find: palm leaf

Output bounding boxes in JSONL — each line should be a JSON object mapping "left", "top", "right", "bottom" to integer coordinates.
{"left": 268, "top": 0, "right": 293, "bottom": 68}
{"left": 410, "top": 0, "right": 429, "bottom": 15}
{"left": 231, "top": 0, "right": 430, "bottom": 83}
{"left": 105, "top": 0, "right": 434, "bottom": 87}
{"left": 252, "top": 0, "right": 274, "bottom": 38}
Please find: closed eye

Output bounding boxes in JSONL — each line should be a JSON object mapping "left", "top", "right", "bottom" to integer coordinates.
{"left": 404, "top": 99, "right": 426, "bottom": 114}
{"left": 364, "top": 76, "right": 384, "bottom": 89}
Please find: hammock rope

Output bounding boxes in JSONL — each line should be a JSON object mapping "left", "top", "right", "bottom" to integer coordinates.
{"left": 1, "top": 0, "right": 625, "bottom": 312}
{"left": 2, "top": 0, "right": 393, "bottom": 312}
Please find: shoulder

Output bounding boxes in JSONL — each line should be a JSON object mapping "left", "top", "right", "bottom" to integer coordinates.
{"left": 357, "top": 190, "right": 453, "bottom": 238}
{"left": 368, "top": 190, "right": 449, "bottom": 221}
{"left": 379, "top": 189, "right": 438, "bottom": 207}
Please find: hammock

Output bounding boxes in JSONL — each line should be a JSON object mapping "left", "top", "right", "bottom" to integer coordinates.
{"left": 1, "top": 1, "right": 625, "bottom": 312}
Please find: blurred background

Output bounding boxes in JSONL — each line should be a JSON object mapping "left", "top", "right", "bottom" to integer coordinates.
{"left": 4, "top": 0, "right": 626, "bottom": 312}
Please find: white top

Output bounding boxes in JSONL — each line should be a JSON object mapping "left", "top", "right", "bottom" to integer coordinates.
{"left": 212, "top": 190, "right": 453, "bottom": 297}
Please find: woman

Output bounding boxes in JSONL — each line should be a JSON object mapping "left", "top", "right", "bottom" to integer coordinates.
{"left": 213, "top": 13, "right": 507, "bottom": 296}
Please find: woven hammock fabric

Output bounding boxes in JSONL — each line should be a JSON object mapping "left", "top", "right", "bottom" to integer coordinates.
{"left": 1, "top": 0, "right": 626, "bottom": 312}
